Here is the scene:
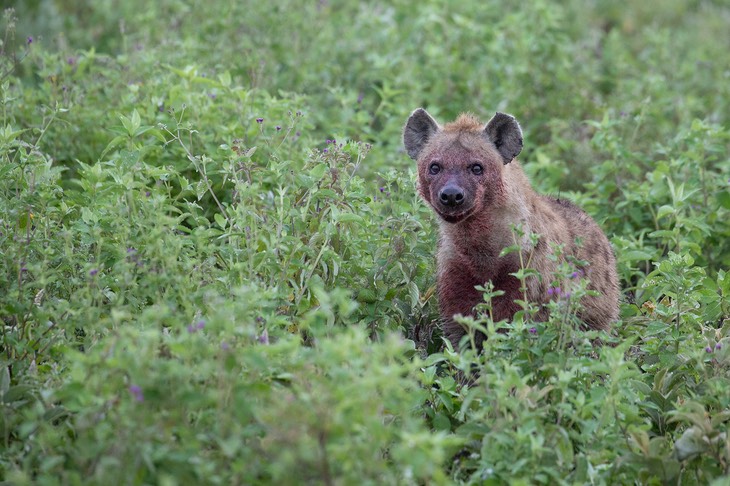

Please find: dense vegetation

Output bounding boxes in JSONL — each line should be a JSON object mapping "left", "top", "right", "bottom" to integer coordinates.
{"left": 2, "top": 1, "right": 730, "bottom": 483}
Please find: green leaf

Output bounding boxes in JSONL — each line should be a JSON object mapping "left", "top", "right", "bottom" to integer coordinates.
{"left": 674, "top": 426, "right": 706, "bottom": 461}
{"left": 131, "top": 109, "right": 141, "bottom": 133}
{"left": 334, "top": 213, "right": 364, "bottom": 225}
{"left": 0, "top": 365, "right": 10, "bottom": 398}
{"left": 432, "top": 412, "right": 452, "bottom": 432}
{"left": 621, "top": 249, "right": 655, "bottom": 261}
{"left": 309, "top": 163, "right": 327, "bottom": 180}
{"left": 218, "top": 71, "right": 232, "bottom": 88}
{"left": 718, "top": 190, "right": 730, "bottom": 209}
{"left": 656, "top": 205, "right": 675, "bottom": 219}
{"left": 214, "top": 213, "right": 227, "bottom": 229}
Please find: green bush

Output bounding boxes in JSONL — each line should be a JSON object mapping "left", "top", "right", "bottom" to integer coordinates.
{"left": 2, "top": 1, "right": 730, "bottom": 483}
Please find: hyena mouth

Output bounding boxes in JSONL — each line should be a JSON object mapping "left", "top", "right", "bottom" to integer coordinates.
{"left": 437, "top": 207, "right": 475, "bottom": 224}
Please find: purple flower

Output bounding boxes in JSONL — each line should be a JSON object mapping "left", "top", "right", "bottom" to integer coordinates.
{"left": 256, "top": 118, "right": 264, "bottom": 124}
{"left": 196, "top": 320, "right": 205, "bottom": 330}
{"left": 357, "top": 92, "right": 364, "bottom": 104}
{"left": 27, "top": 36, "right": 33, "bottom": 45}
{"left": 221, "top": 341, "right": 230, "bottom": 351}
{"left": 705, "top": 346, "right": 713, "bottom": 353}
{"left": 570, "top": 271, "right": 582, "bottom": 279}
{"left": 323, "top": 148, "right": 328, "bottom": 154}
{"left": 547, "top": 287, "right": 555, "bottom": 296}
{"left": 275, "top": 125, "right": 281, "bottom": 131}
{"left": 257, "top": 329, "right": 269, "bottom": 345}
{"left": 379, "top": 187, "right": 385, "bottom": 193}
{"left": 89, "top": 269, "right": 98, "bottom": 276}
{"left": 715, "top": 343, "right": 722, "bottom": 350}
{"left": 145, "top": 191, "right": 151, "bottom": 197}
{"left": 528, "top": 327, "right": 537, "bottom": 334}
{"left": 187, "top": 324, "right": 196, "bottom": 333}
{"left": 563, "top": 291, "right": 571, "bottom": 299}
{"left": 129, "top": 384, "right": 144, "bottom": 402}
{"left": 67, "top": 57, "right": 76, "bottom": 65}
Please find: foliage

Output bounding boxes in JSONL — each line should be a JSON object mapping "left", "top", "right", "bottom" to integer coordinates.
{"left": 1, "top": 0, "right": 730, "bottom": 484}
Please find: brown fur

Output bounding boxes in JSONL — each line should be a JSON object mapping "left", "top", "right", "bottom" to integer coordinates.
{"left": 403, "top": 109, "right": 619, "bottom": 350}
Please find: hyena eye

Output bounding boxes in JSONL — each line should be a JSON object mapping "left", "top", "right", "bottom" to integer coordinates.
{"left": 471, "top": 164, "right": 483, "bottom": 175}
{"left": 429, "top": 163, "right": 441, "bottom": 175}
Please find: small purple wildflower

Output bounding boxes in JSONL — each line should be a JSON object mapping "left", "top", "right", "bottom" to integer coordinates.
{"left": 255, "top": 316, "right": 265, "bottom": 324}
{"left": 705, "top": 346, "right": 713, "bottom": 353}
{"left": 256, "top": 118, "right": 264, "bottom": 124}
{"left": 275, "top": 125, "right": 281, "bottom": 131}
{"left": 563, "top": 291, "right": 571, "bottom": 299}
{"left": 379, "top": 187, "right": 385, "bottom": 193}
{"left": 257, "top": 329, "right": 269, "bottom": 345}
{"left": 196, "top": 320, "right": 205, "bottom": 330}
{"left": 547, "top": 287, "right": 554, "bottom": 296}
{"left": 221, "top": 341, "right": 230, "bottom": 351}
{"left": 129, "top": 385, "right": 144, "bottom": 402}
{"left": 89, "top": 268, "right": 98, "bottom": 276}
{"left": 145, "top": 191, "right": 151, "bottom": 197}
{"left": 570, "top": 271, "right": 582, "bottom": 279}
{"left": 715, "top": 343, "right": 722, "bottom": 350}
{"left": 323, "top": 148, "right": 328, "bottom": 154}
{"left": 529, "top": 327, "right": 537, "bottom": 334}
{"left": 27, "top": 36, "right": 33, "bottom": 45}
{"left": 209, "top": 92, "right": 217, "bottom": 100}
{"left": 187, "top": 324, "right": 196, "bottom": 333}
{"left": 67, "top": 57, "right": 76, "bottom": 65}
{"left": 357, "top": 92, "right": 364, "bottom": 104}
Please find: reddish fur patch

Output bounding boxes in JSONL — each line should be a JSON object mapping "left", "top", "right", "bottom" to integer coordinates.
{"left": 443, "top": 113, "right": 483, "bottom": 132}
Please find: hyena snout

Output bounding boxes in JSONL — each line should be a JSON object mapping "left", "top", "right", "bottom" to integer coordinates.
{"left": 438, "top": 184, "right": 465, "bottom": 207}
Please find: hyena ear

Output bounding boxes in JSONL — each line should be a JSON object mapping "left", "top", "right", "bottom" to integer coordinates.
{"left": 485, "top": 112, "right": 523, "bottom": 164}
{"left": 404, "top": 108, "right": 440, "bottom": 160}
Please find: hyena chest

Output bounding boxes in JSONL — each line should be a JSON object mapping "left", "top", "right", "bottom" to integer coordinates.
{"left": 437, "top": 249, "right": 522, "bottom": 321}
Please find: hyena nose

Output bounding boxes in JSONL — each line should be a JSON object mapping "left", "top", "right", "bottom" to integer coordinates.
{"left": 439, "top": 185, "right": 464, "bottom": 207}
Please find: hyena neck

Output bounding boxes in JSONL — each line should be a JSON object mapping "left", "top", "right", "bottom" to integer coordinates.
{"left": 438, "top": 214, "right": 513, "bottom": 275}
{"left": 438, "top": 182, "right": 537, "bottom": 272}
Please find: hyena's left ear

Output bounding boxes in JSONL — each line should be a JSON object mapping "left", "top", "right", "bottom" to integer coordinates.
{"left": 485, "top": 112, "right": 523, "bottom": 164}
{"left": 404, "top": 108, "right": 440, "bottom": 160}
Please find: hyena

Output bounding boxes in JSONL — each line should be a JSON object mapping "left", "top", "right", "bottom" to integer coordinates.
{"left": 403, "top": 108, "right": 619, "bottom": 349}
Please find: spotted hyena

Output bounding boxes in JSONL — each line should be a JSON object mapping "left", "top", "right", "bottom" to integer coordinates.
{"left": 404, "top": 108, "right": 619, "bottom": 349}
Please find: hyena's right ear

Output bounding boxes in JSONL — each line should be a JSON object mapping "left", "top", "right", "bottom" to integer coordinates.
{"left": 404, "top": 108, "right": 440, "bottom": 160}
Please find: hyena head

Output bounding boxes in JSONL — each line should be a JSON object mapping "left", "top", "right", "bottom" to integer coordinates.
{"left": 403, "top": 108, "right": 523, "bottom": 224}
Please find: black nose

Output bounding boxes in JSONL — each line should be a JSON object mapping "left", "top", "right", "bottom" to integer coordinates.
{"left": 438, "top": 185, "right": 464, "bottom": 207}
